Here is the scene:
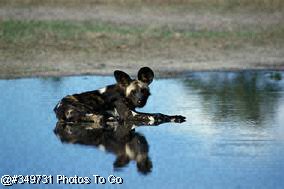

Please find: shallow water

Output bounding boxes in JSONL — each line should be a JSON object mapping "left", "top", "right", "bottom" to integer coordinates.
{"left": 1, "top": 71, "right": 284, "bottom": 189}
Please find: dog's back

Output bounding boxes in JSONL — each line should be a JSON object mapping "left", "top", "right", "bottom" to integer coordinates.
{"left": 54, "top": 85, "right": 117, "bottom": 122}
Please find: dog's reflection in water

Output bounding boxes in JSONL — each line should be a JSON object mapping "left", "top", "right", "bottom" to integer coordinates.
{"left": 54, "top": 121, "right": 153, "bottom": 174}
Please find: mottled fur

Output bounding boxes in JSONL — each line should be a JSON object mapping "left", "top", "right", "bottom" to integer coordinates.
{"left": 54, "top": 67, "right": 185, "bottom": 126}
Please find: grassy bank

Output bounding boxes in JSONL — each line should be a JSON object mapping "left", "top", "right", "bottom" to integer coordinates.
{"left": 1, "top": 20, "right": 283, "bottom": 54}
{"left": 1, "top": 0, "right": 284, "bottom": 12}
{"left": 0, "top": 1, "right": 283, "bottom": 78}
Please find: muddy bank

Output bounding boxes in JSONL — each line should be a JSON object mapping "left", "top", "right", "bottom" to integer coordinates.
{"left": 0, "top": 4, "right": 283, "bottom": 79}
{"left": 1, "top": 56, "right": 284, "bottom": 79}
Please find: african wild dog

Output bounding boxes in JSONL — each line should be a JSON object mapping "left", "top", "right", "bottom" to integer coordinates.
{"left": 54, "top": 67, "right": 186, "bottom": 126}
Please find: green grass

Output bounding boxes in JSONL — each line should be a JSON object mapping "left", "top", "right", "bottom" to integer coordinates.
{"left": 2, "top": 20, "right": 283, "bottom": 40}
{"left": 1, "top": 20, "right": 284, "bottom": 56}
{"left": 1, "top": 0, "right": 284, "bottom": 12}
{"left": 0, "top": 20, "right": 147, "bottom": 42}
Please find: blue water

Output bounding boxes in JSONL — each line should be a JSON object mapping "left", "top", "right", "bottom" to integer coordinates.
{"left": 1, "top": 71, "right": 284, "bottom": 189}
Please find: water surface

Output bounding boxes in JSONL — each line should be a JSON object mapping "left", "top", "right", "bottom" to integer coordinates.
{"left": 1, "top": 71, "right": 284, "bottom": 188}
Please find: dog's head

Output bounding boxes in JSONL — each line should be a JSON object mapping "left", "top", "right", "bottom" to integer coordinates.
{"left": 114, "top": 67, "right": 154, "bottom": 108}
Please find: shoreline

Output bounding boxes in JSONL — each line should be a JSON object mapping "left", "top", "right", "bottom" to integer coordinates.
{"left": 1, "top": 66, "right": 283, "bottom": 80}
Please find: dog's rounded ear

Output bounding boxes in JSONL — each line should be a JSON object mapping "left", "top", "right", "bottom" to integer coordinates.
{"left": 138, "top": 67, "right": 154, "bottom": 84}
{"left": 114, "top": 70, "right": 132, "bottom": 86}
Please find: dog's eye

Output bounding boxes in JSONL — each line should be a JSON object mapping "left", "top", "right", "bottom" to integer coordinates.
{"left": 141, "top": 89, "right": 150, "bottom": 95}
{"left": 141, "top": 89, "right": 147, "bottom": 93}
{"left": 130, "top": 90, "right": 135, "bottom": 95}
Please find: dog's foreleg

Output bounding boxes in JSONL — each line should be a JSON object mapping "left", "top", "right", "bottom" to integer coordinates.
{"left": 130, "top": 111, "right": 186, "bottom": 125}
{"left": 114, "top": 100, "right": 186, "bottom": 125}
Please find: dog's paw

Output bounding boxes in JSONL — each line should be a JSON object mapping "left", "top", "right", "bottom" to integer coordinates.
{"left": 170, "top": 115, "right": 186, "bottom": 123}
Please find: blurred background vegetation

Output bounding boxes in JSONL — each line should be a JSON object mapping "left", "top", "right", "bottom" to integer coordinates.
{"left": 1, "top": 0, "right": 284, "bottom": 10}
{"left": 0, "top": 0, "right": 283, "bottom": 78}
